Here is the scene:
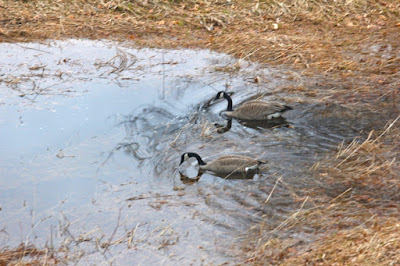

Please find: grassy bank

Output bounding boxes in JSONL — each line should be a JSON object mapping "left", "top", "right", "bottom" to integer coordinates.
{"left": 1, "top": 0, "right": 399, "bottom": 264}
{"left": 1, "top": 0, "right": 399, "bottom": 102}
{"left": 246, "top": 118, "right": 400, "bottom": 264}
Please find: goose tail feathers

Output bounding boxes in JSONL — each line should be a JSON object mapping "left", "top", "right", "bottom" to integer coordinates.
{"left": 283, "top": 105, "right": 293, "bottom": 112}
{"left": 257, "top": 160, "right": 267, "bottom": 165}
{"left": 245, "top": 160, "right": 266, "bottom": 172}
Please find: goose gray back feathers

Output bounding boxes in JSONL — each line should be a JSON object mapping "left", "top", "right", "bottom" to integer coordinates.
{"left": 180, "top": 153, "right": 264, "bottom": 174}
{"left": 216, "top": 91, "right": 292, "bottom": 120}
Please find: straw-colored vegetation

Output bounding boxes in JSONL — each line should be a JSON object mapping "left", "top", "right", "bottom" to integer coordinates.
{"left": 0, "top": 244, "right": 58, "bottom": 265}
{"left": 246, "top": 118, "right": 400, "bottom": 264}
{"left": 1, "top": 0, "right": 400, "bottom": 76}
{"left": 1, "top": 0, "right": 399, "bottom": 264}
{"left": 1, "top": 0, "right": 399, "bottom": 100}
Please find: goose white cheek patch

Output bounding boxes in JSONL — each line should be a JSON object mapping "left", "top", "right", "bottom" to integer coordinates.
{"left": 184, "top": 153, "right": 190, "bottom": 161}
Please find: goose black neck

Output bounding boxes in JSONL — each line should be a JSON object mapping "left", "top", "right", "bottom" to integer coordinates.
{"left": 188, "top": 152, "right": 206, "bottom": 166}
{"left": 224, "top": 93, "right": 233, "bottom": 111}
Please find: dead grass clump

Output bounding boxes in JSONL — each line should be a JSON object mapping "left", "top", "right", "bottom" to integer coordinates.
{"left": 246, "top": 116, "right": 400, "bottom": 264}
{"left": 283, "top": 216, "right": 400, "bottom": 265}
{"left": 246, "top": 188, "right": 400, "bottom": 264}
{"left": 258, "top": 0, "right": 400, "bottom": 26}
{"left": 317, "top": 115, "right": 400, "bottom": 201}
{"left": 248, "top": 215, "right": 400, "bottom": 265}
{"left": 0, "top": 244, "right": 58, "bottom": 265}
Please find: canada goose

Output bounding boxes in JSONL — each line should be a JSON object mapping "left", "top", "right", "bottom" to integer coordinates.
{"left": 179, "top": 152, "right": 265, "bottom": 174}
{"left": 214, "top": 91, "right": 292, "bottom": 120}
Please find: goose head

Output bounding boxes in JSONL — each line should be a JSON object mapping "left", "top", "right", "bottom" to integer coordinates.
{"left": 215, "top": 91, "right": 228, "bottom": 100}
{"left": 214, "top": 91, "right": 233, "bottom": 112}
{"left": 179, "top": 153, "right": 191, "bottom": 165}
{"left": 179, "top": 152, "right": 206, "bottom": 166}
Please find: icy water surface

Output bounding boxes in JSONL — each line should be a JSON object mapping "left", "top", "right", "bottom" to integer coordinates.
{"left": 0, "top": 40, "right": 364, "bottom": 264}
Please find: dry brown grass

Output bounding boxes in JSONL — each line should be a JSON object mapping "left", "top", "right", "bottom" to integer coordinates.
{"left": 1, "top": 0, "right": 399, "bottom": 101}
{"left": 247, "top": 116, "right": 400, "bottom": 265}
{"left": 318, "top": 115, "right": 400, "bottom": 200}
{"left": 0, "top": 244, "right": 58, "bottom": 265}
{"left": 248, "top": 216, "right": 400, "bottom": 265}
{"left": 1, "top": 0, "right": 400, "bottom": 77}
{"left": 285, "top": 217, "right": 400, "bottom": 265}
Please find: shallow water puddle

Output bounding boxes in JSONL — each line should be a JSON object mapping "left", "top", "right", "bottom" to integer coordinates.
{"left": 0, "top": 40, "right": 361, "bottom": 264}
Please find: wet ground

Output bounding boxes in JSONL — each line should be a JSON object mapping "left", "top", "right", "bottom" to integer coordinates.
{"left": 0, "top": 40, "right": 372, "bottom": 264}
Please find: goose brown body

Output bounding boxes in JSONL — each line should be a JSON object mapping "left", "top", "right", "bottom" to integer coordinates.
{"left": 199, "top": 155, "right": 260, "bottom": 173}
{"left": 180, "top": 152, "right": 264, "bottom": 174}
{"left": 215, "top": 91, "right": 292, "bottom": 121}
{"left": 225, "top": 100, "right": 290, "bottom": 120}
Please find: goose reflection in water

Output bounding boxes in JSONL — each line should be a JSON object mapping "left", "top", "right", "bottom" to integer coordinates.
{"left": 214, "top": 116, "right": 290, "bottom": 133}
{"left": 179, "top": 169, "right": 258, "bottom": 184}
